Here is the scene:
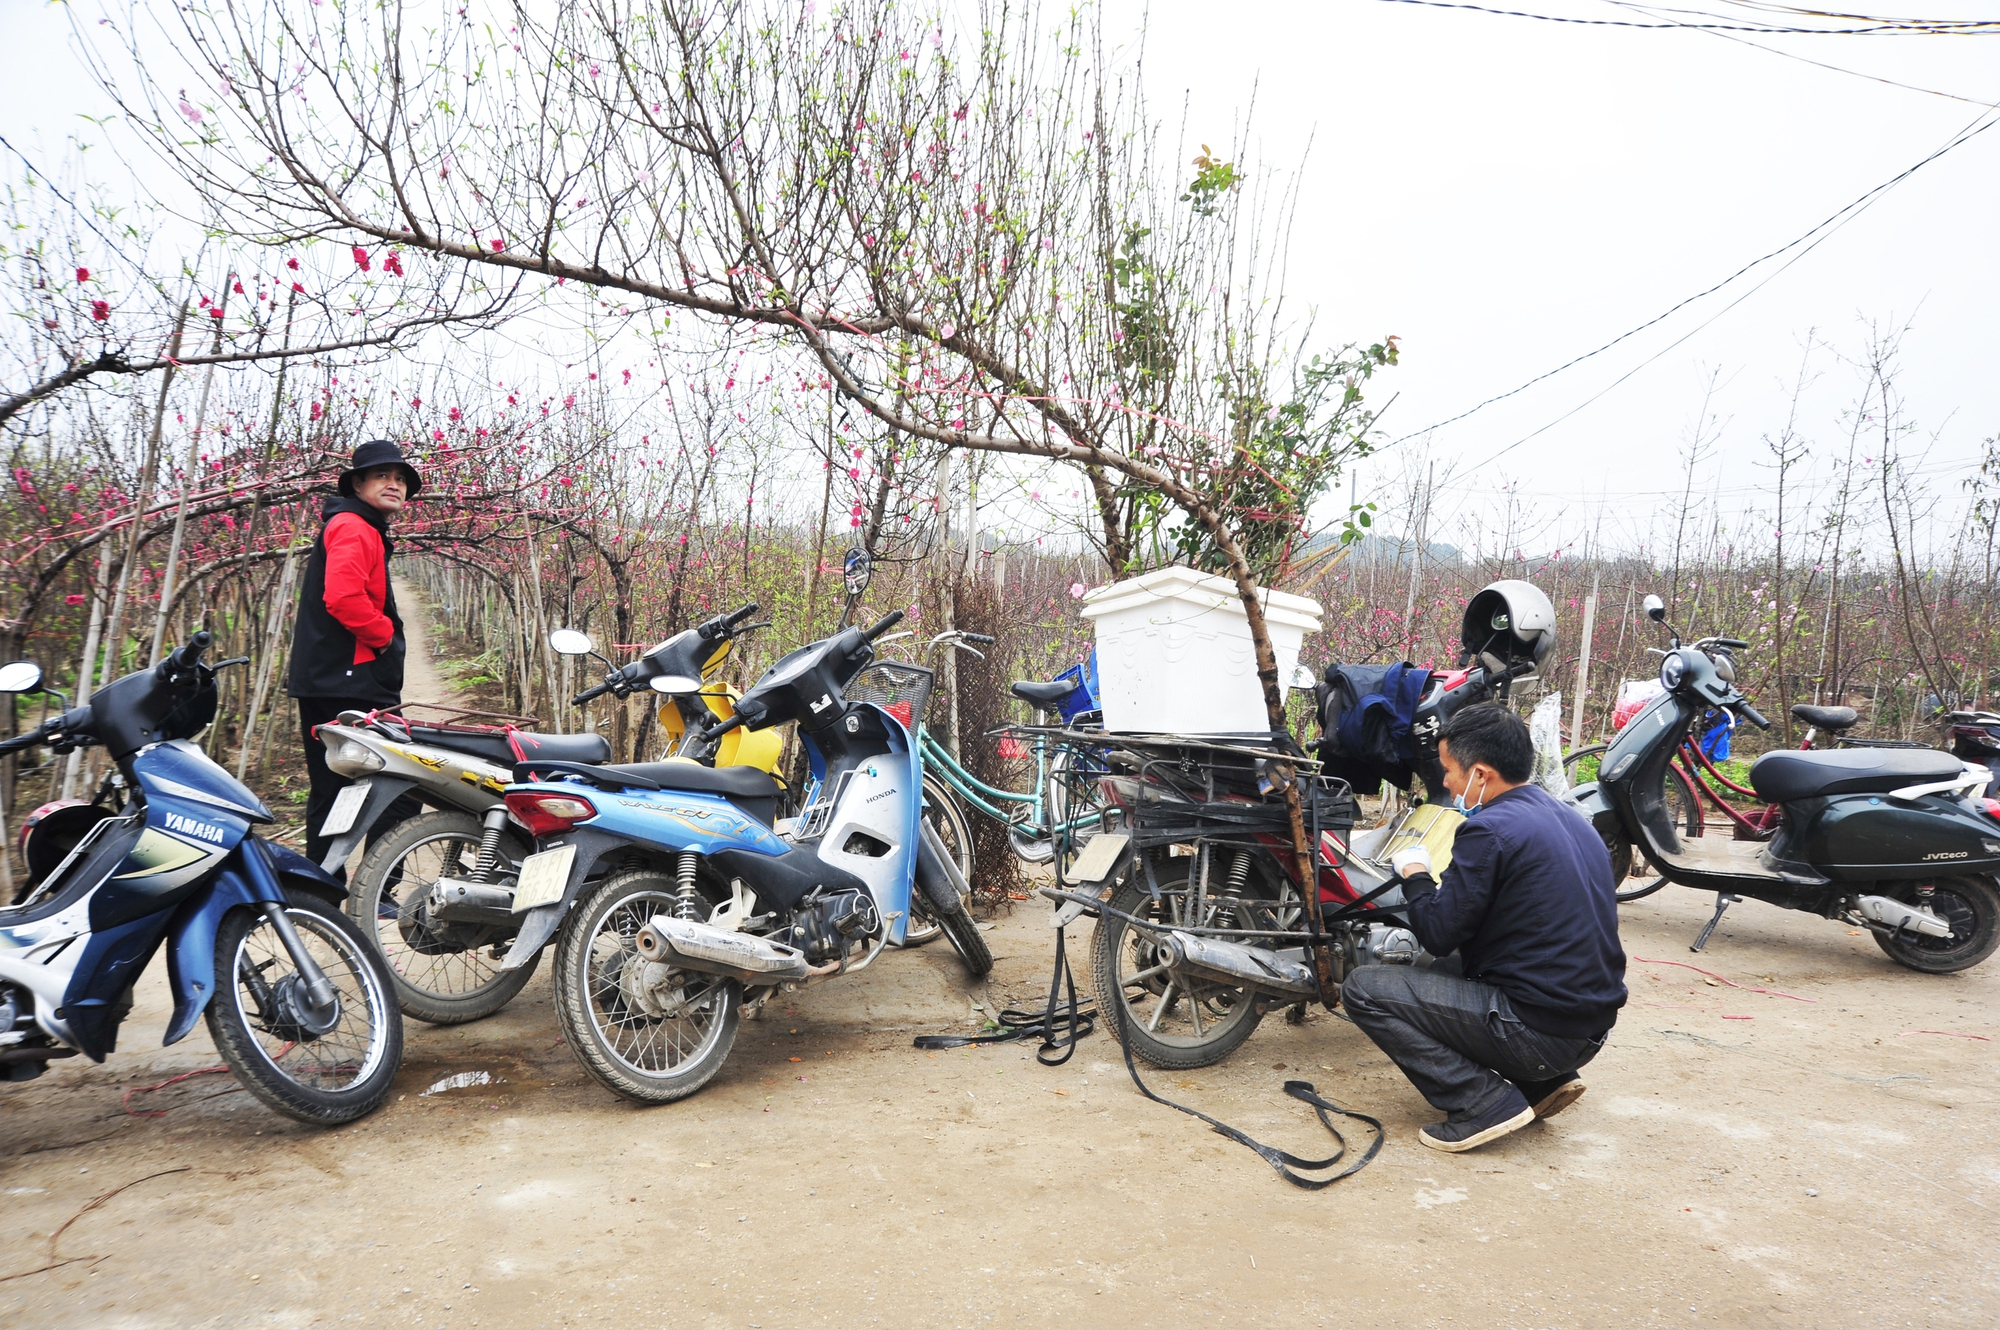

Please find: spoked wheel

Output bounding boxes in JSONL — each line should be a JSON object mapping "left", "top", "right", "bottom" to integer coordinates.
{"left": 348, "top": 810, "right": 538, "bottom": 1024}
{"left": 552, "top": 870, "right": 740, "bottom": 1104}
{"left": 1090, "top": 852, "right": 1283, "bottom": 1070}
{"left": 1872, "top": 877, "right": 2000, "bottom": 974}
{"left": 206, "top": 888, "right": 403, "bottom": 1125}
{"left": 1045, "top": 745, "right": 1110, "bottom": 871}
{"left": 1563, "top": 744, "right": 1701, "bottom": 903}
{"left": 1007, "top": 800, "right": 1057, "bottom": 866}
{"left": 903, "top": 774, "right": 974, "bottom": 947}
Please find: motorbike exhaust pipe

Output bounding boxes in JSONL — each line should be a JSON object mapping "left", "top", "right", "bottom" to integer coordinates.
{"left": 634, "top": 915, "right": 811, "bottom": 983}
{"left": 1159, "top": 931, "right": 1320, "bottom": 998}
{"left": 1855, "top": 895, "right": 1955, "bottom": 939}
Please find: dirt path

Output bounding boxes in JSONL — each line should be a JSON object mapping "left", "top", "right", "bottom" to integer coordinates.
{"left": 3, "top": 875, "right": 1996, "bottom": 1327}
{"left": 394, "top": 575, "right": 468, "bottom": 713}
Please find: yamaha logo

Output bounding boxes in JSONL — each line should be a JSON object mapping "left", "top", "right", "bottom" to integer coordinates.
{"left": 163, "top": 812, "right": 226, "bottom": 844}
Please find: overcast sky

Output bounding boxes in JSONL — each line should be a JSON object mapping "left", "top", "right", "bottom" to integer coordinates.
{"left": 1095, "top": 0, "right": 1999, "bottom": 549}
{"left": 4, "top": 0, "right": 1993, "bottom": 554}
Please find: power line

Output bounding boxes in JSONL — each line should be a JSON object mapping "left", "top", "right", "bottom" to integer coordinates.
{"left": 1382, "top": 103, "right": 2000, "bottom": 458}
{"left": 1363, "top": 0, "right": 2000, "bottom": 33}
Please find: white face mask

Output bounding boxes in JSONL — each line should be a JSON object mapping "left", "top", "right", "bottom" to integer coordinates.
{"left": 1452, "top": 771, "right": 1491, "bottom": 815}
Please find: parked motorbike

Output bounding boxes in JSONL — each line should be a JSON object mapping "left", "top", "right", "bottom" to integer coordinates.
{"left": 1316, "top": 580, "right": 1555, "bottom": 800}
{"left": 1942, "top": 709, "right": 2000, "bottom": 798}
{"left": 0, "top": 635, "right": 401, "bottom": 1122}
{"left": 503, "top": 609, "right": 992, "bottom": 1103}
{"left": 1569, "top": 595, "right": 2000, "bottom": 971}
{"left": 317, "top": 602, "right": 773, "bottom": 1024}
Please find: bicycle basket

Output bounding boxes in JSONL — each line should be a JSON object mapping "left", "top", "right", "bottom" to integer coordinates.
{"left": 848, "top": 662, "right": 935, "bottom": 732}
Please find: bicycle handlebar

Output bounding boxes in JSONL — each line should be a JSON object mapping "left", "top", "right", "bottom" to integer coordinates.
{"left": 961, "top": 632, "right": 996, "bottom": 646}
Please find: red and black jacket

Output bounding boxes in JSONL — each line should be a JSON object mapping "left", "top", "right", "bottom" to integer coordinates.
{"left": 287, "top": 496, "right": 406, "bottom": 706}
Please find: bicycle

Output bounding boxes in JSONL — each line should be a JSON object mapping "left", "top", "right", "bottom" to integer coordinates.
{"left": 1565, "top": 701, "right": 1932, "bottom": 903}
{"left": 864, "top": 630, "right": 1108, "bottom": 867}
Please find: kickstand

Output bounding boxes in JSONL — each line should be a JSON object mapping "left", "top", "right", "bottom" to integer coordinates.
{"left": 1691, "top": 893, "right": 1740, "bottom": 953}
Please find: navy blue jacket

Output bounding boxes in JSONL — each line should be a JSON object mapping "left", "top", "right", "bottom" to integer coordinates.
{"left": 1401, "top": 783, "right": 1627, "bottom": 1039}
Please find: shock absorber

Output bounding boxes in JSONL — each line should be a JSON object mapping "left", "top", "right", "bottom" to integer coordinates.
{"left": 1217, "top": 847, "right": 1252, "bottom": 924}
{"left": 675, "top": 850, "right": 702, "bottom": 921}
{"left": 471, "top": 806, "right": 509, "bottom": 883}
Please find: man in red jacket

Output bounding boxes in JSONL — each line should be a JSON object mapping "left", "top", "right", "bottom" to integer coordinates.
{"left": 288, "top": 440, "right": 424, "bottom": 868}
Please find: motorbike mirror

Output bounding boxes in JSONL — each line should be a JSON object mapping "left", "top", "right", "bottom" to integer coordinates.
{"left": 842, "top": 546, "right": 873, "bottom": 598}
{"left": 0, "top": 661, "right": 43, "bottom": 694}
{"left": 1288, "top": 664, "right": 1317, "bottom": 691}
{"left": 1643, "top": 594, "right": 1666, "bottom": 623}
{"left": 649, "top": 674, "right": 703, "bottom": 695}
{"left": 549, "top": 629, "right": 594, "bottom": 656}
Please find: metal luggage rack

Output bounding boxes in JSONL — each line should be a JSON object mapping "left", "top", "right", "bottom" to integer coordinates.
{"left": 1002, "top": 725, "right": 1357, "bottom": 898}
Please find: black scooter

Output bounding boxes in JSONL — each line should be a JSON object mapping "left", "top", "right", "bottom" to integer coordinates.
{"left": 1569, "top": 596, "right": 2000, "bottom": 973}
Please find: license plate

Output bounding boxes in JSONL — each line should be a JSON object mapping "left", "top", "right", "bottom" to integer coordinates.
{"left": 1067, "top": 832, "right": 1130, "bottom": 884}
{"left": 320, "top": 782, "right": 370, "bottom": 837}
{"left": 512, "top": 845, "right": 576, "bottom": 912}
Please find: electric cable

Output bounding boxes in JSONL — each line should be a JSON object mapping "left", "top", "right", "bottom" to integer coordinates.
{"left": 1384, "top": 102, "right": 2000, "bottom": 456}
{"left": 1362, "top": 0, "right": 2000, "bottom": 33}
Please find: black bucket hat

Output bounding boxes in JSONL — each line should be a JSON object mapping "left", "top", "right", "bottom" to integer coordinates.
{"left": 337, "top": 438, "right": 424, "bottom": 498}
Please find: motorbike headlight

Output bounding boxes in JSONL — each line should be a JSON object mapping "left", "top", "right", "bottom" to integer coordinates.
{"left": 325, "top": 736, "right": 387, "bottom": 777}
{"left": 1660, "top": 652, "right": 1688, "bottom": 691}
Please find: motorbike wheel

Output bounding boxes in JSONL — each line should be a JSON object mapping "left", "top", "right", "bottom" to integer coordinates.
{"left": 1872, "top": 877, "right": 2000, "bottom": 974}
{"left": 552, "top": 870, "right": 741, "bottom": 1104}
{"left": 348, "top": 810, "right": 539, "bottom": 1025}
{"left": 902, "top": 774, "right": 974, "bottom": 948}
{"left": 1563, "top": 744, "right": 1700, "bottom": 903}
{"left": 916, "top": 824, "right": 994, "bottom": 978}
{"left": 206, "top": 888, "right": 403, "bottom": 1125}
{"left": 1090, "top": 856, "right": 1266, "bottom": 1070}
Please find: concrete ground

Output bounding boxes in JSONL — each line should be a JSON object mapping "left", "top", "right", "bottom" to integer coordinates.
{"left": 2, "top": 883, "right": 1995, "bottom": 1329}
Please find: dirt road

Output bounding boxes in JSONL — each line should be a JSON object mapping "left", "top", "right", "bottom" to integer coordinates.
{"left": 3, "top": 874, "right": 1995, "bottom": 1328}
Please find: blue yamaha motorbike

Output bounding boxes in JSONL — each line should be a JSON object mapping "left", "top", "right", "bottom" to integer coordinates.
{"left": 0, "top": 633, "right": 402, "bottom": 1123}
{"left": 501, "top": 609, "right": 991, "bottom": 1103}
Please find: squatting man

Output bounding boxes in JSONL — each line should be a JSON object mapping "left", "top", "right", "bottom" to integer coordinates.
{"left": 1342, "top": 703, "right": 1627, "bottom": 1152}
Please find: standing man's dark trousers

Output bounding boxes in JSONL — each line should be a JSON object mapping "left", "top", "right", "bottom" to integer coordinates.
{"left": 1342, "top": 964, "right": 1606, "bottom": 1121}
{"left": 297, "top": 697, "right": 421, "bottom": 872}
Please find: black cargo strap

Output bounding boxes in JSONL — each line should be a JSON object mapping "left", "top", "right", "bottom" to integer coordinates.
{"left": 916, "top": 924, "right": 1385, "bottom": 1189}
{"left": 913, "top": 929, "right": 1096, "bottom": 1066}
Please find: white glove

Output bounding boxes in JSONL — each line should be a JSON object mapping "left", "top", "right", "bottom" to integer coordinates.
{"left": 1391, "top": 845, "right": 1433, "bottom": 880}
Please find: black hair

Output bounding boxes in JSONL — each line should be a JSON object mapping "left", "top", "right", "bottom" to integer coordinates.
{"left": 1438, "top": 703, "right": 1534, "bottom": 784}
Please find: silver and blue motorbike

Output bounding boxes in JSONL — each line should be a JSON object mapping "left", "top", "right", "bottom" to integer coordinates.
{"left": 501, "top": 609, "right": 991, "bottom": 1104}
{"left": 0, "top": 634, "right": 402, "bottom": 1124}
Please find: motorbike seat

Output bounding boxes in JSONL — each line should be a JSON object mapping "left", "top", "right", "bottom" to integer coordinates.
{"left": 1011, "top": 679, "right": 1075, "bottom": 709}
{"left": 510, "top": 731, "right": 614, "bottom": 765}
{"left": 404, "top": 725, "right": 612, "bottom": 768}
{"left": 601, "top": 760, "right": 782, "bottom": 802}
{"left": 1749, "top": 747, "right": 1964, "bottom": 804}
{"left": 1789, "top": 704, "right": 1859, "bottom": 732}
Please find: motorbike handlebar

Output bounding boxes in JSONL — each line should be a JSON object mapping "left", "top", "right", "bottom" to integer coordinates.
{"left": 1736, "top": 701, "right": 1773, "bottom": 730}
{"left": 0, "top": 720, "right": 50, "bottom": 755}
{"left": 862, "top": 609, "right": 905, "bottom": 643}
{"left": 573, "top": 682, "right": 611, "bottom": 705}
{"left": 160, "top": 630, "right": 214, "bottom": 679}
{"left": 725, "top": 601, "right": 761, "bottom": 628}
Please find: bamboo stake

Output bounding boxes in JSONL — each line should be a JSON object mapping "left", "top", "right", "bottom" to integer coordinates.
{"left": 62, "top": 542, "right": 117, "bottom": 798}
{"left": 149, "top": 289, "right": 230, "bottom": 665}
{"left": 237, "top": 545, "right": 301, "bottom": 778}
{"left": 1569, "top": 569, "right": 1599, "bottom": 751}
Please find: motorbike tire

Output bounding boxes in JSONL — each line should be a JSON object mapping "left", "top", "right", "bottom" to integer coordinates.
{"left": 348, "top": 810, "right": 539, "bottom": 1025}
{"left": 1563, "top": 744, "right": 1699, "bottom": 903}
{"left": 552, "top": 869, "right": 741, "bottom": 1104}
{"left": 902, "top": 774, "right": 974, "bottom": 948}
{"left": 917, "top": 820, "right": 994, "bottom": 977}
{"left": 206, "top": 888, "right": 403, "bottom": 1125}
{"left": 1089, "top": 858, "right": 1265, "bottom": 1071}
{"left": 1872, "top": 876, "right": 2000, "bottom": 974}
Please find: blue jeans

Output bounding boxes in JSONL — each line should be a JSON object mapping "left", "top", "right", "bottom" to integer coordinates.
{"left": 1341, "top": 963, "right": 1607, "bottom": 1119}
